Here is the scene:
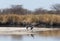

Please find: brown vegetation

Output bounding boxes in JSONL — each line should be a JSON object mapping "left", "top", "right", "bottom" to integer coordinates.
{"left": 0, "top": 14, "right": 60, "bottom": 24}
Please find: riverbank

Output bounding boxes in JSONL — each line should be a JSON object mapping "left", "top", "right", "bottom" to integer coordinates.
{"left": 0, "top": 27, "right": 59, "bottom": 35}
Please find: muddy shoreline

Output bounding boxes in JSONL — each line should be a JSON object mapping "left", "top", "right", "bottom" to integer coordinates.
{"left": 0, "top": 27, "right": 59, "bottom": 35}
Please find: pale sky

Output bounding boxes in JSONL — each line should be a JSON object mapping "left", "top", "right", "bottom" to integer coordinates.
{"left": 0, "top": 0, "right": 60, "bottom": 10}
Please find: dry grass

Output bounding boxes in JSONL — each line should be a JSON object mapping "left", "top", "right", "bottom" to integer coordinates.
{"left": 0, "top": 14, "right": 60, "bottom": 24}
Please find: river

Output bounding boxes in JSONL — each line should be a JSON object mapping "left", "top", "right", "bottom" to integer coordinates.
{"left": 0, "top": 30, "right": 60, "bottom": 41}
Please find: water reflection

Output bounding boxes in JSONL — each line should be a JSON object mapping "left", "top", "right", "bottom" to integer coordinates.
{"left": 11, "top": 34, "right": 35, "bottom": 41}
{"left": 37, "top": 30, "right": 60, "bottom": 37}
{"left": 30, "top": 34, "right": 34, "bottom": 38}
{"left": 0, "top": 30, "right": 60, "bottom": 41}
{"left": 11, "top": 35, "right": 23, "bottom": 41}
{"left": 27, "top": 34, "right": 35, "bottom": 38}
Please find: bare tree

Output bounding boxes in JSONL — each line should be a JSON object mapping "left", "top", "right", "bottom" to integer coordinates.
{"left": 11, "top": 5, "right": 24, "bottom": 14}
{"left": 51, "top": 4, "right": 60, "bottom": 14}
{"left": 34, "top": 8, "right": 48, "bottom": 14}
{"left": 1, "top": 5, "right": 32, "bottom": 14}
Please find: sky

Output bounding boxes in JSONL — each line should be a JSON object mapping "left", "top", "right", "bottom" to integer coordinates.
{"left": 0, "top": 0, "right": 60, "bottom": 10}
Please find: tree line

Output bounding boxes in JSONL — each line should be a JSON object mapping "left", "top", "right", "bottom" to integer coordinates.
{"left": 0, "top": 4, "right": 60, "bottom": 15}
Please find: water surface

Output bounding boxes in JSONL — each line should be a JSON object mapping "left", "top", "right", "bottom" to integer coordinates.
{"left": 0, "top": 30, "right": 60, "bottom": 41}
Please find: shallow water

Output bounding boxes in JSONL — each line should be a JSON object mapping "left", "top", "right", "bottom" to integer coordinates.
{"left": 0, "top": 34, "right": 60, "bottom": 41}
{"left": 0, "top": 30, "right": 60, "bottom": 41}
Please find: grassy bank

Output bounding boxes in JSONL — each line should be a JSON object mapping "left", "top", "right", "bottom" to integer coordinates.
{"left": 0, "top": 14, "right": 60, "bottom": 26}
